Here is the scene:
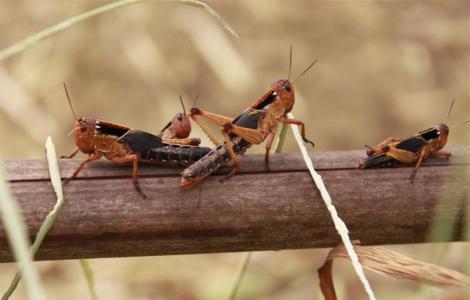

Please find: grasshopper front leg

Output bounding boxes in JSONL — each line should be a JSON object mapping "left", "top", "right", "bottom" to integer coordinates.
{"left": 430, "top": 150, "right": 451, "bottom": 159}
{"left": 279, "top": 117, "right": 315, "bottom": 148}
{"left": 65, "top": 153, "right": 102, "bottom": 183}
{"left": 61, "top": 148, "right": 80, "bottom": 159}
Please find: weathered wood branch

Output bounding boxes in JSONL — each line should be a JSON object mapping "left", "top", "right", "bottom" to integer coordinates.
{"left": 1, "top": 148, "right": 468, "bottom": 262}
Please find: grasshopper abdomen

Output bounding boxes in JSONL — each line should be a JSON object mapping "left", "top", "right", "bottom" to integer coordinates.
{"left": 141, "top": 143, "right": 211, "bottom": 165}
{"left": 181, "top": 110, "right": 261, "bottom": 189}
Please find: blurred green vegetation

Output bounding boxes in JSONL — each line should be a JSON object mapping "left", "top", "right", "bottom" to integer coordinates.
{"left": 0, "top": 1, "right": 468, "bottom": 299}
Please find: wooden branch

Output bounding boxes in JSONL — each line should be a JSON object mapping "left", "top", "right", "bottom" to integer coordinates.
{"left": 1, "top": 148, "right": 468, "bottom": 262}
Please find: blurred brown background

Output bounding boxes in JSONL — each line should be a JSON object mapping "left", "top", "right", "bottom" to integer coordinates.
{"left": 0, "top": 1, "right": 468, "bottom": 300}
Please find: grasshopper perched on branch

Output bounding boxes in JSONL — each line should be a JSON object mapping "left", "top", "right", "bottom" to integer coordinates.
{"left": 181, "top": 47, "right": 316, "bottom": 189}
{"left": 360, "top": 98, "right": 469, "bottom": 181}
{"left": 61, "top": 84, "right": 211, "bottom": 197}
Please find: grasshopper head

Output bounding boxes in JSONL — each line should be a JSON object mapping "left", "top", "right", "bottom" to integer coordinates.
{"left": 271, "top": 79, "right": 295, "bottom": 113}
{"left": 162, "top": 95, "right": 193, "bottom": 139}
{"left": 436, "top": 122, "right": 449, "bottom": 149}
{"left": 437, "top": 123, "right": 449, "bottom": 136}
{"left": 168, "top": 112, "right": 191, "bottom": 139}
{"left": 73, "top": 117, "right": 96, "bottom": 154}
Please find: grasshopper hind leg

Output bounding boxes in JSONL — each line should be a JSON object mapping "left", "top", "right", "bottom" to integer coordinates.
{"left": 111, "top": 154, "right": 147, "bottom": 199}
{"left": 264, "top": 131, "right": 277, "bottom": 171}
{"left": 133, "top": 181, "right": 146, "bottom": 199}
{"left": 219, "top": 123, "right": 240, "bottom": 183}
{"left": 409, "top": 150, "right": 427, "bottom": 184}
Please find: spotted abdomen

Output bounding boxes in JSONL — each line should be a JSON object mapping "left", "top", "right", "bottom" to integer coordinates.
{"left": 141, "top": 143, "right": 211, "bottom": 166}
{"left": 180, "top": 138, "right": 251, "bottom": 189}
{"left": 361, "top": 154, "right": 405, "bottom": 169}
{"left": 180, "top": 108, "right": 265, "bottom": 189}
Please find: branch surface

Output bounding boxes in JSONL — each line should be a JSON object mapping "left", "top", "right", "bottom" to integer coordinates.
{"left": 0, "top": 148, "right": 468, "bottom": 262}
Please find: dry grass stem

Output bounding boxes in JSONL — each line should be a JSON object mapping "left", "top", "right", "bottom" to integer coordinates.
{"left": 0, "top": 0, "right": 237, "bottom": 62}
{"left": 2, "top": 137, "right": 63, "bottom": 300}
{"left": 0, "top": 162, "right": 45, "bottom": 300}
{"left": 288, "top": 112, "right": 376, "bottom": 300}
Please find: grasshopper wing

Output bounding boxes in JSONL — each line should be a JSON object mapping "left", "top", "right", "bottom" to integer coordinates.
{"left": 232, "top": 109, "right": 266, "bottom": 129}
{"left": 120, "top": 130, "right": 164, "bottom": 153}
{"left": 395, "top": 136, "right": 427, "bottom": 153}
{"left": 361, "top": 153, "right": 401, "bottom": 169}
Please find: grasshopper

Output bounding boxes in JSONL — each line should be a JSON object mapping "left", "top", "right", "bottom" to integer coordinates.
{"left": 360, "top": 98, "right": 469, "bottom": 181}
{"left": 61, "top": 84, "right": 211, "bottom": 197}
{"left": 181, "top": 47, "right": 316, "bottom": 189}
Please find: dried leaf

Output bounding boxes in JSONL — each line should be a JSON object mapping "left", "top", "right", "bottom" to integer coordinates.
{"left": 318, "top": 243, "right": 470, "bottom": 300}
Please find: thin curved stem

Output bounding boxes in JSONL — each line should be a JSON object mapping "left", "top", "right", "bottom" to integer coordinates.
{"left": 0, "top": 0, "right": 237, "bottom": 62}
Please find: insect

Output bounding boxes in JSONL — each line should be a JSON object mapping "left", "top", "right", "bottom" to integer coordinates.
{"left": 181, "top": 47, "right": 316, "bottom": 189}
{"left": 360, "top": 98, "right": 469, "bottom": 181}
{"left": 159, "top": 96, "right": 201, "bottom": 146}
{"left": 61, "top": 84, "right": 212, "bottom": 198}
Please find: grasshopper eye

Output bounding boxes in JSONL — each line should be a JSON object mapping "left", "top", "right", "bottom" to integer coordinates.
{"left": 80, "top": 122, "right": 87, "bottom": 132}
{"left": 284, "top": 82, "right": 291, "bottom": 92}
{"left": 176, "top": 113, "right": 183, "bottom": 121}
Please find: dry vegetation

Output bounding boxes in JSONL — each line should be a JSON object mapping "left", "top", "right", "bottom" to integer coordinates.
{"left": 0, "top": 1, "right": 468, "bottom": 300}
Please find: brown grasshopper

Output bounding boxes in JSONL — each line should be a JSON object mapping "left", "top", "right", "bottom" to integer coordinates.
{"left": 360, "top": 98, "right": 469, "bottom": 181}
{"left": 61, "top": 84, "right": 211, "bottom": 197}
{"left": 159, "top": 96, "right": 200, "bottom": 146}
{"left": 181, "top": 47, "right": 316, "bottom": 189}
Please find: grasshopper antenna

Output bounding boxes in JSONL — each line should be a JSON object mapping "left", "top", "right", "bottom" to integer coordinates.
{"left": 192, "top": 93, "right": 201, "bottom": 108}
{"left": 288, "top": 45, "right": 293, "bottom": 81}
{"left": 293, "top": 59, "right": 318, "bottom": 84}
{"left": 179, "top": 95, "right": 186, "bottom": 115}
{"left": 63, "top": 82, "right": 78, "bottom": 121}
{"left": 452, "top": 120, "right": 470, "bottom": 129}
{"left": 445, "top": 97, "right": 455, "bottom": 124}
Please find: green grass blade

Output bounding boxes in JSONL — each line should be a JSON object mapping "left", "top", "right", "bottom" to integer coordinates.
{"left": 227, "top": 117, "right": 287, "bottom": 300}
{"left": 0, "top": 164, "right": 45, "bottom": 300}
{"left": 227, "top": 115, "right": 287, "bottom": 300}
{"left": 80, "top": 260, "right": 99, "bottom": 300}
{"left": 2, "top": 137, "right": 63, "bottom": 300}
{"left": 0, "top": 0, "right": 237, "bottom": 62}
{"left": 274, "top": 124, "right": 288, "bottom": 153}
{"left": 227, "top": 252, "right": 252, "bottom": 300}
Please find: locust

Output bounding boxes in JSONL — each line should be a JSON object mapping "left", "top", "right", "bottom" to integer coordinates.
{"left": 360, "top": 98, "right": 469, "bottom": 181}
{"left": 181, "top": 47, "right": 316, "bottom": 189}
{"left": 61, "top": 84, "right": 211, "bottom": 197}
